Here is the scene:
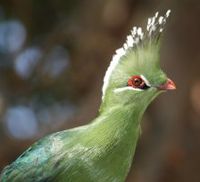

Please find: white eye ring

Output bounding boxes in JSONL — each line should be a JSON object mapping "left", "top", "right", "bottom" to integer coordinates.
{"left": 140, "top": 75, "right": 151, "bottom": 87}
{"left": 114, "top": 75, "right": 151, "bottom": 93}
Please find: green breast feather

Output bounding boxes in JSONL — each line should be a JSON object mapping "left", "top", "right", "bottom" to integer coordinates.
{"left": 1, "top": 10, "right": 175, "bottom": 182}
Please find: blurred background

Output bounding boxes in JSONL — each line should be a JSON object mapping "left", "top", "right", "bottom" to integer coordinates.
{"left": 0, "top": 0, "right": 199, "bottom": 181}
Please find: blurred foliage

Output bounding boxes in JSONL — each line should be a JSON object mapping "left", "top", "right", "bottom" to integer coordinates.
{"left": 0, "top": 0, "right": 200, "bottom": 182}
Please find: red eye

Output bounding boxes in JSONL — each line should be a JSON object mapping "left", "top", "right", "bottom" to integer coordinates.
{"left": 128, "top": 75, "right": 148, "bottom": 89}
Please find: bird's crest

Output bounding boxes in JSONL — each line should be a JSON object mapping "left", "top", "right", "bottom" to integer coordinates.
{"left": 102, "top": 10, "right": 171, "bottom": 100}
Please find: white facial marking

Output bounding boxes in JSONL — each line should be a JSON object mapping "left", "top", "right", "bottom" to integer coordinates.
{"left": 140, "top": 75, "right": 151, "bottom": 87}
{"left": 114, "top": 87, "right": 143, "bottom": 93}
{"left": 102, "top": 54, "right": 122, "bottom": 100}
{"left": 102, "top": 10, "right": 171, "bottom": 100}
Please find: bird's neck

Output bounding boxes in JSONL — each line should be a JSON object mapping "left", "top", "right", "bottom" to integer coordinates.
{"left": 89, "top": 102, "right": 147, "bottom": 179}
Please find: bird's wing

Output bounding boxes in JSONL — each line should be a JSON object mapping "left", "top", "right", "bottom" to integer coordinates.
{"left": 0, "top": 129, "right": 76, "bottom": 182}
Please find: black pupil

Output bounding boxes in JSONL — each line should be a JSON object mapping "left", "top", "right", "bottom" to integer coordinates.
{"left": 134, "top": 78, "right": 142, "bottom": 86}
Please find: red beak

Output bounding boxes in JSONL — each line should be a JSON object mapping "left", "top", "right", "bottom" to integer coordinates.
{"left": 157, "top": 78, "right": 176, "bottom": 90}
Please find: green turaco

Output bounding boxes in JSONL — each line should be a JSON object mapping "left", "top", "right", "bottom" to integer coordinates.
{"left": 1, "top": 10, "right": 176, "bottom": 182}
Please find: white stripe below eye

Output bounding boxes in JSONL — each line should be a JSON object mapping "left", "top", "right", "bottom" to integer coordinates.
{"left": 114, "top": 87, "right": 143, "bottom": 93}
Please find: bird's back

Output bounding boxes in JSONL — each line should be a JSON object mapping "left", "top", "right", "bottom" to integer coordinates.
{"left": 0, "top": 129, "right": 78, "bottom": 182}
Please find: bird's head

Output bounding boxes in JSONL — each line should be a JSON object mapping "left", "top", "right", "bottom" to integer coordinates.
{"left": 101, "top": 10, "right": 176, "bottom": 112}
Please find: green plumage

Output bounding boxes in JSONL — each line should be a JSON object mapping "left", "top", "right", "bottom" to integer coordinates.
{"left": 1, "top": 10, "right": 173, "bottom": 182}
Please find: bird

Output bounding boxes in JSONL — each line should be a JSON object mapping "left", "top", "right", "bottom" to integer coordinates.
{"left": 1, "top": 10, "right": 176, "bottom": 182}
